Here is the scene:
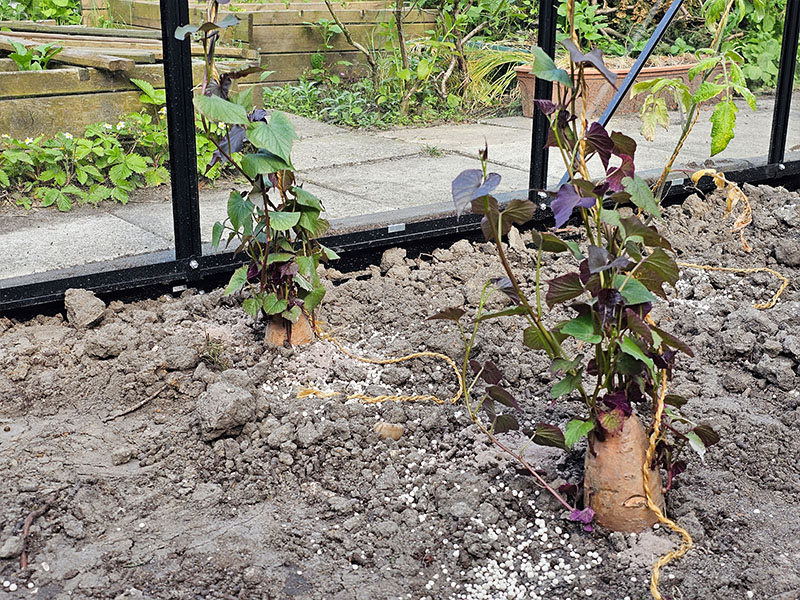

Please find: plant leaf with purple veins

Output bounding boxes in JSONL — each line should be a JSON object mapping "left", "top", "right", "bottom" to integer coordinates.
{"left": 546, "top": 272, "right": 585, "bottom": 308}
{"left": 585, "top": 122, "right": 615, "bottom": 169}
{"left": 650, "top": 324, "right": 694, "bottom": 357}
{"left": 640, "top": 247, "right": 679, "bottom": 287}
{"left": 502, "top": 198, "right": 535, "bottom": 225}
{"left": 551, "top": 184, "right": 596, "bottom": 229}
{"left": 598, "top": 408, "right": 625, "bottom": 435}
{"left": 561, "top": 39, "right": 618, "bottom": 88}
{"left": 452, "top": 169, "right": 501, "bottom": 217}
{"left": 624, "top": 308, "right": 653, "bottom": 346}
{"left": 427, "top": 307, "right": 465, "bottom": 321}
{"left": 488, "top": 385, "right": 520, "bottom": 412}
{"left": 494, "top": 414, "right": 519, "bottom": 434}
{"left": 479, "top": 361, "right": 503, "bottom": 384}
{"left": 601, "top": 390, "right": 632, "bottom": 416}
{"left": 533, "top": 99, "right": 557, "bottom": 114}
{"left": 532, "top": 423, "right": 567, "bottom": 449}
{"left": 620, "top": 217, "right": 672, "bottom": 250}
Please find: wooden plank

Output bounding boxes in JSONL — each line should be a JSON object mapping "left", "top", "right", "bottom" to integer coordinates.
{"left": 259, "top": 50, "right": 362, "bottom": 81}
{"left": 248, "top": 8, "right": 435, "bottom": 26}
{"left": 0, "top": 30, "right": 258, "bottom": 59}
{"left": 251, "top": 22, "right": 431, "bottom": 53}
{"left": 0, "top": 30, "right": 162, "bottom": 45}
{"left": 108, "top": 0, "right": 253, "bottom": 43}
{"left": 0, "top": 23, "right": 160, "bottom": 39}
{"left": 0, "top": 35, "right": 136, "bottom": 72}
{"left": 0, "top": 90, "right": 145, "bottom": 139}
{"left": 0, "top": 61, "right": 261, "bottom": 99}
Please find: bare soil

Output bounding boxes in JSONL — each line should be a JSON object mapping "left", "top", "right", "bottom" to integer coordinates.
{"left": 1, "top": 183, "right": 799, "bottom": 600}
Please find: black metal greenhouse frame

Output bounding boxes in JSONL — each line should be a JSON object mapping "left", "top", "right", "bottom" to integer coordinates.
{"left": 1, "top": 0, "right": 799, "bottom": 312}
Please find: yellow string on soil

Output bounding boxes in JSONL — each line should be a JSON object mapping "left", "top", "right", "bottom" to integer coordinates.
{"left": 642, "top": 262, "right": 784, "bottom": 600}
{"left": 643, "top": 370, "right": 694, "bottom": 600}
{"left": 297, "top": 322, "right": 463, "bottom": 406}
{"left": 677, "top": 261, "right": 790, "bottom": 309}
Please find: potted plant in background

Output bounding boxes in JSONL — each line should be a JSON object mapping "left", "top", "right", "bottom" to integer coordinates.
{"left": 514, "top": 0, "right": 723, "bottom": 118}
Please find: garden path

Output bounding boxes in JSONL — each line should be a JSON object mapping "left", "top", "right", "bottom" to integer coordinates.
{"left": 1, "top": 92, "right": 798, "bottom": 282}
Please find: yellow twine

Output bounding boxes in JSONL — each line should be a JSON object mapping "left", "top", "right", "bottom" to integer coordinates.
{"left": 643, "top": 370, "right": 694, "bottom": 600}
{"left": 298, "top": 321, "right": 463, "bottom": 406}
{"left": 641, "top": 255, "right": 785, "bottom": 600}
{"left": 677, "top": 261, "right": 790, "bottom": 309}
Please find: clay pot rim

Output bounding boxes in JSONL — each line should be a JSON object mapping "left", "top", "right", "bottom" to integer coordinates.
{"left": 514, "top": 62, "right": 698, "bottom": 76}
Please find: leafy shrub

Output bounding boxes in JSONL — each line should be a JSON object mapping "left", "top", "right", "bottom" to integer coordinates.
{"left": 0, "top": 0, "right": 82, "bottom": 24}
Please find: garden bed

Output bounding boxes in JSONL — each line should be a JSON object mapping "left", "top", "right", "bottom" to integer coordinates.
{"left": 1, "top": 183, "right": 799, "bottom": 599}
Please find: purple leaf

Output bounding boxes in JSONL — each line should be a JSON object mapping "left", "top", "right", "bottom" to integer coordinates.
{"left": 551, "top": 184, "right": 596, "bottom": 229}
{"left": 546, "top": 272, "right": 585, "bottom": 308}
{"left": 490, "top": 276, "right": 521, "bottom": 305}
{"left": 452, "top": 170, "right": 501, "bottom": 217}
{"left": 532, "top": 423, "right": 567, "bottom": 449}
{"left": 596, "top": 288, "right": 623, "bottom": 324}
{"left": 585, "top": 122, "right": 614, "bottom": 170}
{"left": 611, "top": 131, "right": 637, "bottom": 159}
{"left": 427, "top": 307, "right": 466, "bottom": 322}
{"left": 481, "top": 361, "right": 503, "bottom": 385}
{"left": 605, "top": 154, "right": 635, "bottom": 192}
{"left": 561, "top": 39, "right": 618, "bottom": 88}
{"left": 494, "top": 414, "right": 519, "bottom": 434}
{"left": 246, "top": 262, "right": 260, "bottom": 282}
{"left": 650, "top": 349, "right": 678, "bottom": 371}
{"left": 693, "top": 424, "right": 720, "bottom": 447}
{"left": 624, "top": 308, "right": 653, "bottom": 346}
{"left": 569, "top": 507, "right": 595, "bottom": 527}
{"left": 601, "top": 390, "right": 632, "bottom": 416}
{"left": 533, "top": 99, "right": 557, "bottom": 115}
{"left": 207, "top": 125, "right": 247, "bottom": 172}
{"left": 487, "top": 385, "right": 520, "bottom": 412}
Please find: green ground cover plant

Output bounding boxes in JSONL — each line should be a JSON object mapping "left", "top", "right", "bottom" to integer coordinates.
{"left": 0, "top": 91, "right": 231, "bottom": 211}
{"left": 0, "top": 0, "right": 82, "bottom": 24}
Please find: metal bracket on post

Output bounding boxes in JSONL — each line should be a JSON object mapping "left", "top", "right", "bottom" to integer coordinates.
{"left": 160, "top": 0, "right": 202, "bottom": 265}
{"left": 528, "top": 0, "right": 557, "bottom": 197}
{"left": 769, "top": 0, "right": 800, "bottom": 165}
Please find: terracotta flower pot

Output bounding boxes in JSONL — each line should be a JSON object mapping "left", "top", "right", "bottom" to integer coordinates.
{"left": 265, "top": 313, "right": 314, "bottom": 347}
{"left": 583, "top": 413, "right": 665, "bottom": 532}
{"left": 515, "top": 61, "right": 710, "bottom": 119}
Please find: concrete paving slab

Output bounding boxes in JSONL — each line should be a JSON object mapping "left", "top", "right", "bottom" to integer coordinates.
{"left": 478, "top": 116, "right": 532, "bottom": 130}
{"left": 0, "top": 210, "right": 169, "bottom": 280}
{"left": 106, "top": 182, "right": 390, "bottom": 246}
{"left": 292, "top": 132, "right": 422, "bottom": 171}
{"left": 274, "top": 111, "right": 348, "bottom": 139}
{"left": 301, "top": 154, "right": 530, "bottom": 210}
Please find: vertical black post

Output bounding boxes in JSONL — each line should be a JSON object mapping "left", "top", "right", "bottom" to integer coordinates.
{"left": 160, "top": 0, "right": 202, "bottom": 261}
{"left": 768, "top": 0, "right": 800, "bottom": 165}
{"left": 528, "top": 0, "right": 557, "bottom": 197}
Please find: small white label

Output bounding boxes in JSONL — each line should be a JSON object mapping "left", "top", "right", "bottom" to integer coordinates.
{"left": 388, "top": 223, "right": 406, "bottom": 233}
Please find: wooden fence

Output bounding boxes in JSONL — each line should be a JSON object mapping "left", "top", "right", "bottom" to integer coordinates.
{"left": 101, "top": 0, "right": 438, "bottom": 84}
